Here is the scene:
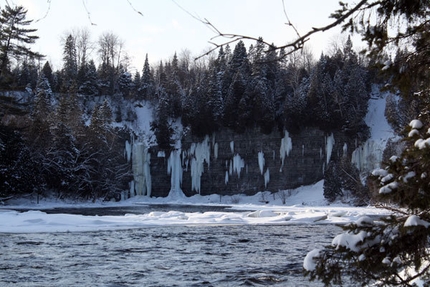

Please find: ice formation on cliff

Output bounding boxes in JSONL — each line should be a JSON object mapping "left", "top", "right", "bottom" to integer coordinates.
{"left": 280, "top": 131, "right": 292, "bottom": 172}
{"left": 325, "top": 133, "right": 335, "bottom": 165}
{"left": 189, "top": 136, "right": 211, "bottom": 194}
{"left": 131, "top": 142, "right": 151, "bottom": 197}
{"left": 168, "top": 149, "right": 183, "bottom": 194}
{"left": 258, "top": 151, "right": 265, "bottom": 175}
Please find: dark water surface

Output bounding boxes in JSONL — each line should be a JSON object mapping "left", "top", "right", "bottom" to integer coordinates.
{"left": 9, "top": 204, "right": 237, "bottom": 216}
{"left": 0, "top": 223, "right": 345, "bottom": 287}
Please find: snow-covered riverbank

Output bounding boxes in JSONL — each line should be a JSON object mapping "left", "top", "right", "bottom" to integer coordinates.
{"left": 0, "top": 181, "right": 389, "bottom": 233}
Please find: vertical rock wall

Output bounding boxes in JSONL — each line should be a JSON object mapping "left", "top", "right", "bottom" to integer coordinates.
{"left": 145, "top": 127, "right": 350, "bottom": 197}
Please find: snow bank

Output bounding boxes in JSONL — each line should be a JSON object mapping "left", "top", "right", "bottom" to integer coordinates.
{"left": 0, "top": 180, "right": 389, "bottom": 233}
{"left": 0, "top": 204, "right": 387, "bottom": 233}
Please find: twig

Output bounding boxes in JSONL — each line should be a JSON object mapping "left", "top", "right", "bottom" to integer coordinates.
{"left": 35, "top": 0, "right": 52, "bottom": 23}
{"left": 195, "top": 0, "right": 369, "bottom": 60}
{"left": 82, "top": 0, "right": 97, "bottom": 26}
{"left": 125, "top": 0, "right": 143, "bottom": 17}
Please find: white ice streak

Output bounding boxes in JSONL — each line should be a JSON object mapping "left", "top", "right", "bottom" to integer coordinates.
{"left": 132, "top": 142, "right": 151, "bottom": 197}
{"left": 231, "top": 154, "right": 245, "bottom": 178}
{"left": 168, "top": 149, "right": 183, "bottom": 194}
{"left": 279, "top": 130, "right": 292, "bottom": 172}
{"left": 189, "top": 136, "right": 211, "bottom": 194}
{"left": 258, "top": 151, "right": 265, "bottom": 175}
{"left": 264, "top": 169, "right": 270, "bottom": 188}
{"left": 326, "top": 133, "right": 335, "bottom": 166}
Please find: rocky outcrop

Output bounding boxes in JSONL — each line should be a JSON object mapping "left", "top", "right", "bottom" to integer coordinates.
{"left": 142, "top": 127, "right": 352, "bottom": 197}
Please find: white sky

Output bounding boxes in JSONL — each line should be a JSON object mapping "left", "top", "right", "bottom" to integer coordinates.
{"left": 2, "top": 0, "right": 360, "bottom": 72}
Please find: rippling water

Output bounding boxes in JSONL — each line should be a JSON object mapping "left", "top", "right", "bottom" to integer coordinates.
{"left": 0, "top": 223, "right": 345, "bottom": 287}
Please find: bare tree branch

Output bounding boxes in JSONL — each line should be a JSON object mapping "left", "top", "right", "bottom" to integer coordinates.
{"left": 125, "top": 0, "right": 144, "bottom": 17}
{"left": 81, "top": 0, "right": 97, "bottom": 26}
{"left": 195, "top": 0, "right": 369, "bottom": 60}
{"left": 35, "top": 0, "right": 52, "bottom": 23}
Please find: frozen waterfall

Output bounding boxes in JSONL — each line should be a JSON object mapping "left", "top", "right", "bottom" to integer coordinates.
{"left": 189, "top": 136, "right": 211, "bottom": 194}
{"left": 131, "top": 142, "right": 151, "bottom": 197}
{"left": 167, "top": 149, "right": 183, "bottom": 194}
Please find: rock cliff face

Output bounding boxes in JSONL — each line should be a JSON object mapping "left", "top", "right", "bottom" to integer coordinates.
{"left": 145, "top": 127, "right": 351, "bottom": 197}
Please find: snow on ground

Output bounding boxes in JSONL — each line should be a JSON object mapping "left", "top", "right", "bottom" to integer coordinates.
{"left": 0, "top": 181, "right": 389, "bottom": 233}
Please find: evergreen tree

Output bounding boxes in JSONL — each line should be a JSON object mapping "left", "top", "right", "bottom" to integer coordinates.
{"left": 305, "top": 0, "right": 430, "bottom": 285}
{"left": 41, "top": 61, "right": 53, "bottom": 86}
{"left": 62, "top": 34, "right": 78, "bottom": 91}
{"left": 78, "top": 59, "right": 99, "bottom": 97}
{"left": 0, "top": 5, "right": 43, "bottom": 87}
{"left": 323, "top": 161, "right": 343, "bottom": 203}
{"left": 141, "top": 53, "right": 154, "bottom": 101}
{"left": 117, "top": 69, "right": 133, "bottom": 98}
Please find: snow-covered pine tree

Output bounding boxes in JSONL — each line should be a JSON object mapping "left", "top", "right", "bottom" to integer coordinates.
{"left": 305, "top": 0, "right": 430, "bottom": 285}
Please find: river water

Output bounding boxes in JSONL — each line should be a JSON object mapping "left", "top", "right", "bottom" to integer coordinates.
{"left": 0, "top": 207, "right": 346, "bottom": 286}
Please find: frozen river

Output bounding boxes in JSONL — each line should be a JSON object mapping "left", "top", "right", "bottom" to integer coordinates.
{"left": 0, "top": 222, "right": 344, "bottom": 287}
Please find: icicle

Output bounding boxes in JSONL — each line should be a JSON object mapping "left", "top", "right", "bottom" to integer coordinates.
{"left": 214, "top": 142, "right": 219, "bottom": 159}
{"left": 279, "top": 130, "right": 292, "bottom": 172}
{"left": 258, "top": 151, "right": 265, "bottom": 175}
{"left": 225, "top": 171, "right": 229, "bottom": 185}
{"left": 232, "top": 154, "right": 245, "bottom": 178}
{"left": 144, "top": 152, "right": 152, "bottom": 197}
{"left": 189, "top": 136, "right": 210, "bottom": 194}
{"left": 129, "top": 180, "right": 135, "bottom": 197}
{"left": 264, "top": 168, "right": 270, "bottom": 188}
{"left": 125, "top": 140, "right": 132, "bottom": 162}
{"left": 167, "top": 149, "right": 183, "bottom": 194}
{"left": 325, "top": 133, "right": 335, "bottom": 165}
{"left": 230, "top": 141, "right": 235, "bottom": 154}
{"left": 131, "top": 142, "right": 151, "bottom": 197}
{"left": 351, "top": 140, "right": 383, "bottom": 172}
{"left": 343, "top": 143, "right": 348, "bottom": 157}
{"left": 302, "top": 145, "right": 305, "bottom": 156}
